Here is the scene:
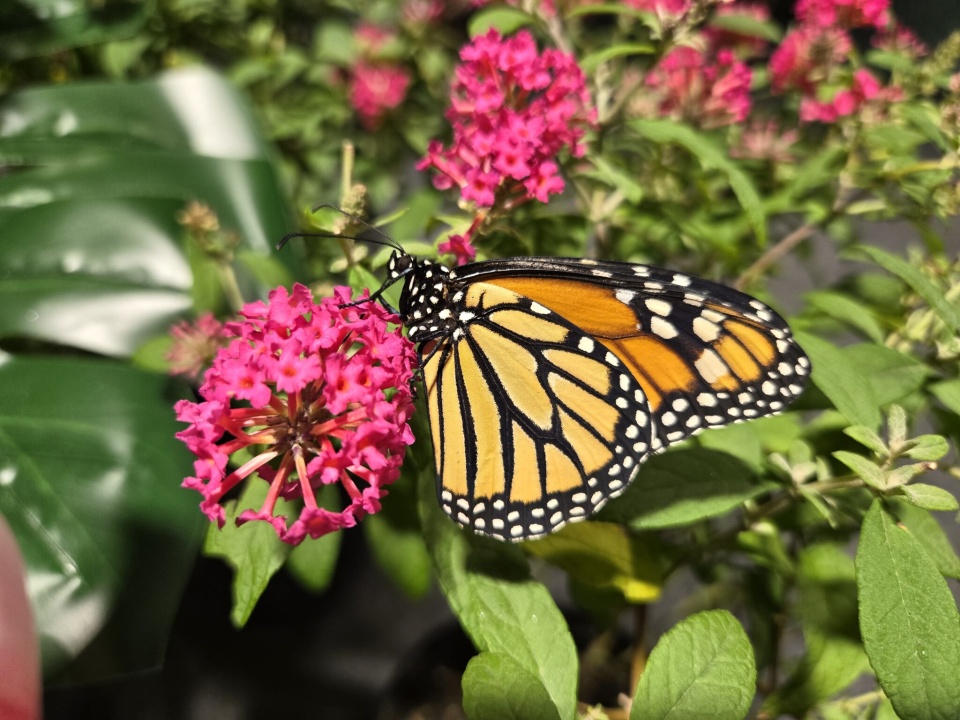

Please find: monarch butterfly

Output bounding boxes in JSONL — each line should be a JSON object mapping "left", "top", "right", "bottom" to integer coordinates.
{"left": 364, "top": 249, "right": 810, "bottom": 542}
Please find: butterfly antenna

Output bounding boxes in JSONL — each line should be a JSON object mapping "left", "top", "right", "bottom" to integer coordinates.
{"left": 276, "top": 230, "right": 359, "bottom": 251}
{"left": 311, "top": 202, "right": 405, "bottom": 253}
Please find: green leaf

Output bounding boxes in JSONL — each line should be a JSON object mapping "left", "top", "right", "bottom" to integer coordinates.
{"left": 0, "top": 355, "right": 201, "bottom": 679}
{"left": 591, "top": 156, "right": 645, "bottom": 203}
{"left": 885, "top": 462, "right": 932, "bottom": 489}
{"left": 526, "top": 522, "right": 664, "bottom": 603}
{"left": 580, "top": 43, "right": 656, "bottom": 74}
{"left": 631, "top": 610, "right": 755, "bottom": 720}
{"left": 804, "top": 290, "right": 885, "bottom": 343}
{"left": 891, "top": 501, "right": 960, "bottom": 580}
{"left": 285, "top": 485, "right": 342, "bottom": 593}
{"left": 842, "top": 346, "right": 929, "bottom": 407}
{"left": 763, "top": 544, "right": 869, "bottom": 717}
{"left": 632, "top": 119, "right": 767, "bottom": 245}
{"left": 931, "top": 379, "right": 960, "bottom": 415}
{"left": 833, "top": 451, "right": 884, "bottom": 490}
{"left": 897, "top": 483, "right": 959, "bottom": 511}
{"left": 902, "top": 435, "right": 950, "bottom": 462}
{"left": 204, "top": 480, "right": 292, "bottom": 628}
{"left": 462, "top": 652, "right": 561, "bottom": 720}
{"left": 599, "top": 449, "right": 772, "bottom": 530}
{"left": 795, "top": 333, "right": 881, "bottom": 428}
{"left": 844, "top": 425, "right": 888, "bottom": 456}
{"left": 707, "top": 12, "right": 782, "bottom": 41}
{"left": 419, "top": 472, "right": 578, "bottom": 720}
{"left": 854, "top": 246, "right": 960, "bottom": 333}
{"left": 856, "top": 500, "right": 960, "bottom": 720}
{"left": 468, "top": 7, "right": 534, "bottom": 37}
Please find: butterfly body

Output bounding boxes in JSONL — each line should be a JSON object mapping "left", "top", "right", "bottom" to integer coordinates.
{"left": 383, "top": 252, "right": 810, "bottom": 542}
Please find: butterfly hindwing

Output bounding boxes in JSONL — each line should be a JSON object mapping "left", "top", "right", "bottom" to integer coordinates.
{"left": 421, "top": 281, "right": 653, "bottom": 541}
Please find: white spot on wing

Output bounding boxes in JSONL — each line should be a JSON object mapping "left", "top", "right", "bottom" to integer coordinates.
{"left": 651, "top": 316, "right": 678, "bottom": 339}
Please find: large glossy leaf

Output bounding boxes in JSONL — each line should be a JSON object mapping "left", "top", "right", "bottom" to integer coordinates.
{"left": 0, "top": 354, "right": 201, "bottom": 680}
{"left": 0, "top": 0, "right": 152, "bottom": 61}
{"left": 0, "top": 67, "right": 294, "bottom": 357}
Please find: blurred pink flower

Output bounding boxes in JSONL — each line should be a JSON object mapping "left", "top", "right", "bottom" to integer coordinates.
{"left": 175, "top": 284, "right": 417, "bottom": 545}
{"left": 873, "top": 23, "right": 927, "bottom": 58}
{"left": 417, "top": 29, "right": 595, "bottom": 209}
{"left": 167, "top": 313, "right": 229, "bottom": 382}
{"left": 769, "top": 24, "right": 852, "bottom": 95}
{"left": 350, "top": 62, "right": 411, "bottom": 128}
{"left": 437, "top": 233, "right": 477, "bottom": 266}
{"left": 731, "top": 118, "right": 799, "bottom": 162}
{"left": 799, "top": 68, "right": 888, "bottom": 123}
{"left": 402, "top": 0, "right": 445, "bottom": 24}
{"left": 795, "top": 0, "right": 890, "bottom": 30}
{"left": 645, "top": 46, "right": 752, "bottom": 128}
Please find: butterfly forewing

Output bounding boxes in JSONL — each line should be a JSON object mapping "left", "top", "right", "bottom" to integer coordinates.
{"left": 458, "top": 257, "right": 810, "bottom": 452}
{"left": 396, "top": 253, "right": 810, "bottom": 542}
{"left": 421, "top": 281, "right": 653, "bottom": 541}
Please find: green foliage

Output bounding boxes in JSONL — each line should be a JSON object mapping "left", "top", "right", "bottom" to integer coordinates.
{"left": 857, "top": 501, "right": 960, "bottom": 720}
{"left": 2, "top": 1, "right": 960, "bottom": 718}
{"left": 631, "top": 610, "right": 756, "bottom": 720}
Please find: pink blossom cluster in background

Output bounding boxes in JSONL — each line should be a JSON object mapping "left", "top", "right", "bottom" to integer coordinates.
{"left": 643, "top": 2, "right": 766, "bottom": 129}
{"left": 795, "top": 0, "right": 889, "bottom": 30}
{"left": 646, "top": 46, "right": 753, "bottom": 129}
{"left": 175, "top": 285, "right": 417, "bottom": 545}
{"left": 769, "top": 0, "right": 913, "bottom": 123}
{"left": 349, "top": 23, "right": 411, "bottom": 128}
{"left": 417, "top": 29, "right": 595, "bottom": 209}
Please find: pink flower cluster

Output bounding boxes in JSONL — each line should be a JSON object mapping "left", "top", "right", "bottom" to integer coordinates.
{"left": 770, "top": 0, "right": 899, "bottom": 124}
{"left": 349, "top": 24, "right": 411, "bottom": 129}
{"left": 795, "top": 0, "right": 889, "bottom": 30}
{"left": 175, "top": 284, "right": 417, "bottom": 545}
{"left": 417, "top": 29, "right": 595, "bottom": 210}
{"left": 645, "top": 46, "right": 752, "bottom": 129}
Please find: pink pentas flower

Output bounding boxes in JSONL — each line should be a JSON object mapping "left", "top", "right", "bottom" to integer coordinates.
{"left": 730, "top": 118, "right": 799, "bottom": 163}
{"left": 437, "top": 233, "right": 478, "bottom": 266}
{"left": 402, "top": 0, "right": 444, "bottom": 25}
{"left": 769, "top": 24, "right": 852, "bottom": 95}
{"left": 799, "top": 68, "right": 885, "bottom": 123}
{"left": 167, "top": 313, "right": 229, "bottom": 381}
{"left": 645, "top": 46, "right": 752, "bottom": 128}
{"left": 174, "top": 284, "right": 417, "bottom": 545}
{"left": 873, "top": 23, "right": 928, "bottom": 58}
{"left": 417, "top": 29, "right": 595, "bottom": 209}
{"left": 795, "top": 0, "right": 890, "bottom": 30}
{"left": 350, "top": 62, "right": 411, "bottom": 129}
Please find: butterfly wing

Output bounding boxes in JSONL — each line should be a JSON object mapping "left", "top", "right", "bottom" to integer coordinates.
{"left": 453, "top": 257, "right": 810, "bottom": 452}
{"left": 422, "top": 281, "right": 652, "bottom": 541}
